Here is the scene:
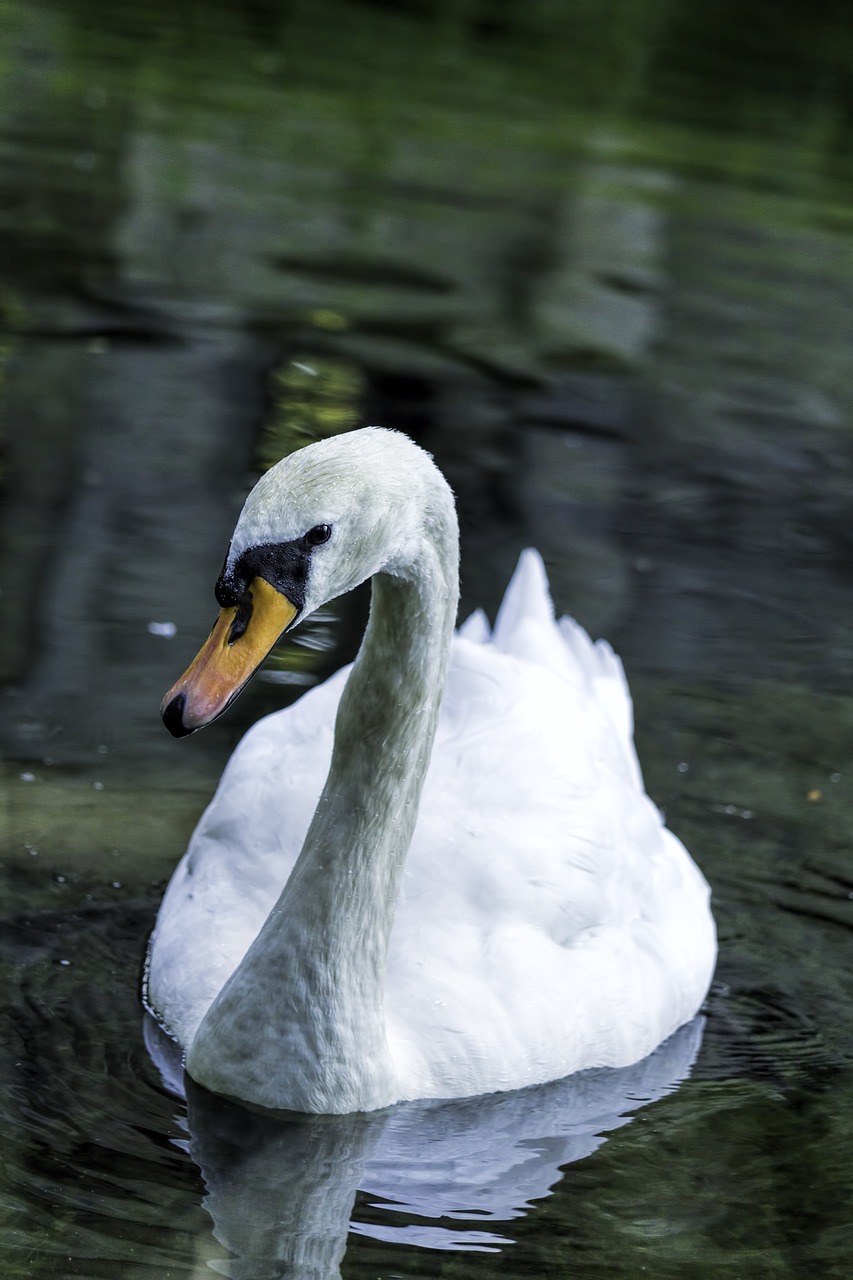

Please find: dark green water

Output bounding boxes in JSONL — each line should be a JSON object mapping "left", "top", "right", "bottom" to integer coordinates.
{"left": 2, "top": 1, "right": 852, "bottom": 1276}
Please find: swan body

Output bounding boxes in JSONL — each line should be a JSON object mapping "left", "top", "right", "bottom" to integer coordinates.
{"left": 147, "top": 427, "right": 716, "bottom": 1113}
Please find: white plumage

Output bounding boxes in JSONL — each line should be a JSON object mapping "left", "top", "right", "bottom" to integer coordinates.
{"left": 147, "top": 428, "right": 715, "bottom": 1113}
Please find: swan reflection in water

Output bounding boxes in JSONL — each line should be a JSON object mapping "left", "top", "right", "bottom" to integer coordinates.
{"left": 142, "top": 429, "right": 713, "bottom": 1274}
{"left": 146, "top": 1014, "right": 705, "bottom": 1277}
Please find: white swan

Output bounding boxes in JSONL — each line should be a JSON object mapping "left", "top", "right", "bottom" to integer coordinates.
{"left": 147, "top": 426, "right": 716, "bottom": 1114}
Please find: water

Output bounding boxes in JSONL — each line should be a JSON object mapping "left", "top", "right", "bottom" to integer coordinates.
{"left": 2, "top": 1, "right": 853, "bottom": 1275}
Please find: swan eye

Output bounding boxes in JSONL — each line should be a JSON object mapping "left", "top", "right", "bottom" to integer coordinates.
{"left": 304, "top": 524, "right": 332, "bottom": 548}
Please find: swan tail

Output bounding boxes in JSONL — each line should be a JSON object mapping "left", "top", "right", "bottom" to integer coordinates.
{"left": 493, "top": 548, "right": 554, "bottom": 639}
{"left": 458, "top": 607, "right": 492, "bottom": 644}
{"left": 493, "top": 550, "right": 643, "bottom": 789}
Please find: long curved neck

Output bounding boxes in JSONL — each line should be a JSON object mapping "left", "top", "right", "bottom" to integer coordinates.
{"left": 187, "top": 496, "right": 459, "bottom": 1113}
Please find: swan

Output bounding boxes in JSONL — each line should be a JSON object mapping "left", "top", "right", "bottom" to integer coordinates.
{"left": 147, "top": 426, "right": 716, "bottom": 1114}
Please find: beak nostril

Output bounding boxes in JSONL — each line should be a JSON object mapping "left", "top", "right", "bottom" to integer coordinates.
{"left": 228, "top": 592, "right": 254, "bottom": 646}
{"left": 162, "top": 693, "right": 193, "bottom": 738}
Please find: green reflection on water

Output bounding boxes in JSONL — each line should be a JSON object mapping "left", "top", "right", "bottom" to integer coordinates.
{"left": 259, "top": 354, "right": 364, "bottom": 469}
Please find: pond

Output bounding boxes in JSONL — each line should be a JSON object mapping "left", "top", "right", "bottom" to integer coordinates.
{"left": 1, "top": 1, "right": 852, "bottom": 1276}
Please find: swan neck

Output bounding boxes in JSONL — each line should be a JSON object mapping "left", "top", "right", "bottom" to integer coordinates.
{"left": 187, "top": 494, "right": 459, "bottom": 1112}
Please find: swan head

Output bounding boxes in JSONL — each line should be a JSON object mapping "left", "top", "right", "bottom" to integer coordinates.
{"left": 161, "top": 427, "right": 454, "bottom": 737}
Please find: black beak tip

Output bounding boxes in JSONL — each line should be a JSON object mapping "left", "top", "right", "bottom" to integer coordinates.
{"left": 162, "top": 693, "right": 193, "bottom": 738}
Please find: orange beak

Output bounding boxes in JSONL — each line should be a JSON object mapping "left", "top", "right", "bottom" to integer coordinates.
{"left": 160, "top": 577, "right": 298, "bottom": 736}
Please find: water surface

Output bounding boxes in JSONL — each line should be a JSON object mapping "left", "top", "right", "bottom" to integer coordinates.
{"left": 2, "top": 2, "right": 852, "bottom": 1276}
